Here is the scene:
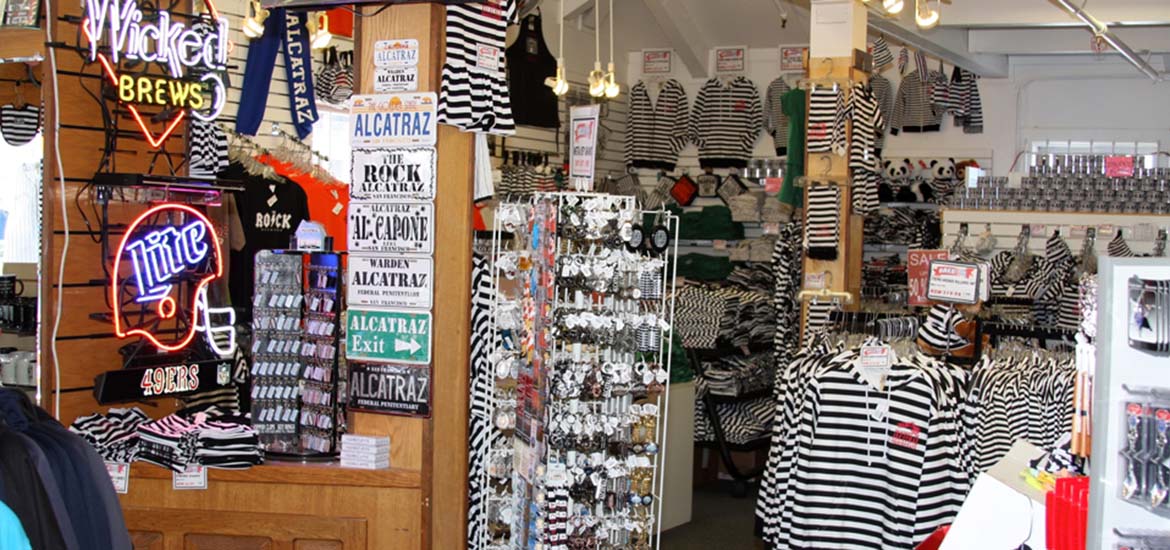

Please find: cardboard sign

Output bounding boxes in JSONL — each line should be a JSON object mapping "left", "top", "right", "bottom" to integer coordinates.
{"left": 373, "top": 66, "right": 419, "bottom": 92}
{"left": 93, "top": 358, "right": 233, "bottom": 404}
{"left": 568, "top": 105, "right": 600, "bottom": 191}
{"left": 373, "top": 39, "right": 419, "bottom": 67}
{"left": 173, "top": 465, "right": 207, "bottom": 490}
{"left": 642, "top": 49, "right": 672, "bottom": 74}
{"left": 714, "top": 46, "right": 747, "bottom": 74}
{"left": 927, "top": 260, "right": 982, "bottom": 305}
{"left": 350, "top": 148, "right": 436, "bottom": 201}
{"left": 347, "top": 202, "right": 434, "bottom": 254}
{"left": 346, "top": 308, "right": 432, "bottom": 365}
{"left": 346, "top": 255, "right": 433, "bottom": 310}
{"left": 780, "top": 46, "right": 807, "bottom": 72}
{"left": 908, "top": 249, "right": 950, "bottom": 307}
{"left": 350, "top": 93, "right": 437, "bottom": 148}
{"left": 106, "top": 462, "right": 130, "bottom": 494}
{"left": 348, "top": 362, "right": 431, "bottom": 417}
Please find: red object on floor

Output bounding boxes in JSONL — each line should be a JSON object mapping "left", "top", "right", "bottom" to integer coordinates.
{"left": 915, "top": 525, "right": 950, "bottom": 550}
{"left": 1046, "top": 476, "right": 1090, "bottom": 550}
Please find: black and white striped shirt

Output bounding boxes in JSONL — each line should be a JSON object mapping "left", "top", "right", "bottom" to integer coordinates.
{"left": 1, "top": 103, "right": 40, "bottom": 146}
{"left": 763, "top": 77, "right": 792, "bottom": 155}
{"left": 870, "top": 75, "right": 894, "bottom": 149}
{"left": 437, "top": 0, "right": 516, "bottom": 135}
{"left": 689, "top": 77, "right": 762, "bottom": 169}
{"left": 806, "top": 87, "right": 846, "bottom": 155}
{"left": 625, "top": 79, "right": 690, "bottom": 170}
{"left": 805, "top": 185, "right": 841, "bottom": 260}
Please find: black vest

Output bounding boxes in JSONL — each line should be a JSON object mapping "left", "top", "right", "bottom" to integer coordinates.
{"left": 506, "top": 13, "right": 559, "bottom": 129}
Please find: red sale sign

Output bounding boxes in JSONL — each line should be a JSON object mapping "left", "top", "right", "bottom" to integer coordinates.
{"left": 907, "top": 249, "right": 950, "bottom": 306}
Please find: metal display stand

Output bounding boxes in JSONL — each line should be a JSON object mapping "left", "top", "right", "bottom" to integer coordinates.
{"left": 1087, "top": 257, "right": 1170, "bottom": 548}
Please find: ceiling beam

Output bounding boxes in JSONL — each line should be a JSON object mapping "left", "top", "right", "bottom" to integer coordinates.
{"left": 970, "top": 26, "right": 1170, "bottom": 55}
{"left": 639, "top": 0, "right": 711, "bottom": 77}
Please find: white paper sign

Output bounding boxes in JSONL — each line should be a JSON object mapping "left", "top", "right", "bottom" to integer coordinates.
{"left": 714, "top": 46, "right": 747, "bottom": 74}
{"left": 350, "top": 93, "right": 437, "bottom": 148}
{"left": 350, "top": 148, "right": 436, "bottom": 201}
{"left": 348, "top": 202, "right": 435, "bottom": 254}
{"left": 926, "top": 260, "right": 982, "bottom": 305}
{"left": 106, "top": 462, "right": 130, "bottom": 494}
{"left": 642, "top": 49, "right": 672, "bottom": 75}
{"left": 347, "top": 255, "right": 433, "bottom": 310}
{"left": 568, "top": 105, "right": 601, "bottom": 191}
{"left": 173, "top": 465, "right": 207, "bottom": 490}
{"left": 373, "top": 39, "right": 419, "bottom": 67}
{"left": 374, "top": 66, "right": 419, "bottom": 92}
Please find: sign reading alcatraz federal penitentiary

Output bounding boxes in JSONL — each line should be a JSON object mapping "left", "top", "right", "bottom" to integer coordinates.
{"left": 346, "top": 255, "right": 433, "bottom": 310}
{"left": 350, "top": 147, "right": 435, "bottom": 202}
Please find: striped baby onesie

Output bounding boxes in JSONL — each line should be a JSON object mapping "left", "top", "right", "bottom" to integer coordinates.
{"left": 806, "top": 86, "right": 845, "bottom": 155}
{"left": 0, "top": 103, "right": 40, "bottom": 146}
{"left": 689, "top": 77, "right": 762, "bottom": 169}
{"left": 844, "top": 83, "right": 885, "bottom": 215}
{"left": 805, "top": 185, "right": 841, "bottom": 260}
{"left": 437, "top": 0, "right": 516, "bottom": 135}
{"left": 625, "top": 79, "right": 690, "bottom": 170}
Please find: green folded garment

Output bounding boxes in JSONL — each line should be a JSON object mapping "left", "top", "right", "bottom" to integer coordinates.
{"left": 675, "top": 253, "right": 734, "bottom": 281}
{"left": 669, "top": 205, "right": 745, "bottom": 240}
{"left": 668, "top": 330, "right": 694, "bottom": 384}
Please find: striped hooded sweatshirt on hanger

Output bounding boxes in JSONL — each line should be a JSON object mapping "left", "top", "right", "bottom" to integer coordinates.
{"left": 625, "top": 79, "right": 690, "bottom": 171}
{"left": 890, "top": 69, "right": 944, "bottom": 134}
{"left": 689, "top": 77, "right": 763, "bottom": 169}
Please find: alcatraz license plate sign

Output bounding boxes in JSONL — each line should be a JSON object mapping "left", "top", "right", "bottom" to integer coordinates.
{"left": 349, "top": 362, "right": 431, "bottom": 417}
{"left": 348, "top": 202, "right": 434, "bottom": 254}
{"left": 350, "top": 147, "right": 435, "bottom": 202}
{"left": 346, "top": 308, "right": 432, "bottom": 364}
{"left": 347, "top": 254, "right": 433, "bottom": 309}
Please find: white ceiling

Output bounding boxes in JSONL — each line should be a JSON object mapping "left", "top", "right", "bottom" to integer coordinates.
{"left": 938, "top": 0, "right": 1170, "bottom": 27}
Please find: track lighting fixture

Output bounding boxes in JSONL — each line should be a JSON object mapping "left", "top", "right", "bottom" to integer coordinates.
{"left": 915, "top": 0, "right": 939, "bottom": 29}
{"left": 602, "top": 0, "right": 619, "bottom": 99}
{"left": 882, "top": 0, "right": 904, "bottom": 15}
{"left": 588, "top": 61, "right": 606, "bottom": 97}
{"left": 242, "top": 0, "right": 268, "bottom": 39}
{"left": 588, "top": 0, "right": 604, "bottom": 97}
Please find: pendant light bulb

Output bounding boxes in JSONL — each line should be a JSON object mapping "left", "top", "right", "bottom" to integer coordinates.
{"left": 242, "top": 0, "right": 268, "bottom": 39}
{"left": 310, "top": 12, "right": 332, "bottom": 50}
{"left": 545, "top": 62, "right": 570, "bottom": 96}
{"left": 604, "top": 62, "right": 620, "bottom": 98}
{"left": 883, "top": 0, "right": 904, "bottom": 15}
{"left": 915, "top": 0, "right": 939, "bottom": 29}
{"left": 588, "top": 61, "right": 606, "bottom": 97}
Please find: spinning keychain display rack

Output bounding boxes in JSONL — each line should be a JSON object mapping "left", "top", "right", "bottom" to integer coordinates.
{"left": 483, "top": 192, "right": 679, "bottom": 550}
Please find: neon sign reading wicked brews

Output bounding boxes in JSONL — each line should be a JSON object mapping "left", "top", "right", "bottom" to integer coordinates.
{"left": 113, "top": 204, "right": 236, "bottom": 354}
{"left": 82, "top": 0, "right": 229, "bottom": 148}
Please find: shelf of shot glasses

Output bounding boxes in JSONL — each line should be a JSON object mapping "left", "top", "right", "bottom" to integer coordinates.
{"left": 249, "top": 250, "right": 344, "bottom": 459}
{"left": 953, "top": 164, "right": 1170, "bottom": 215}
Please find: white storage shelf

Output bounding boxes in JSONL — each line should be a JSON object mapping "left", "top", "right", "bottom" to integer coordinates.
{"left": 941, "top": 209, "right": 1170, "bottom": 257}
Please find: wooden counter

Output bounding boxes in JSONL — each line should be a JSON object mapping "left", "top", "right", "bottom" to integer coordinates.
{"left": 119, "top": 463, "right": 423, "bottom": 549}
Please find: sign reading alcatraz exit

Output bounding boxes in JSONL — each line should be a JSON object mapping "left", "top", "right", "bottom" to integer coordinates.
{"left": 346, "top": 308, "right": 432, "bottom": 365}
{"left": 350, "top": 93, "right": 437, "bottom": 148}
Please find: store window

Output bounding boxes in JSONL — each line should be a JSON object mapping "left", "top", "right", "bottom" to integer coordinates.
{"left": 1028, "top": 139, "right": 1163, "bottom": 169}
{"left": 312, "top": 107, "right": 352, "bottom": 184}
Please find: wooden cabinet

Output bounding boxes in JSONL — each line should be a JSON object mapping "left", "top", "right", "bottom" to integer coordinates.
{"left": 124, "top": 508, "right": 366, "bottom": 550}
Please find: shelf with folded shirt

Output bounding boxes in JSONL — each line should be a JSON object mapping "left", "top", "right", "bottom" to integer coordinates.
{"left": 687, "top": 346, "right": 772, "bottom": 492}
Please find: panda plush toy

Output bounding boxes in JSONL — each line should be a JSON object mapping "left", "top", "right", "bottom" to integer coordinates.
{"left": 926, "top": 158, "right": 959, "bottom": 204}
{"left": 882, "top": 158, "right": 933, "bottom": 203}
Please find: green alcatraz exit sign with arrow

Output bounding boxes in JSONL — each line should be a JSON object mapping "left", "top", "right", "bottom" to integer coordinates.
{"left": 346, "top": 308, "right": 432, "bottom": 365}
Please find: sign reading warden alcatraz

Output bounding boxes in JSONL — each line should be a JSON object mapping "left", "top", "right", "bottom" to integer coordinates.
{"left": 351, "top": 148, "right": 435, "bottom": 202}
{"left": 348, "top": 202, "right": 434, "bottom": 254}
{"left": 347, "top": 255, "right": 433, "bottom": 309}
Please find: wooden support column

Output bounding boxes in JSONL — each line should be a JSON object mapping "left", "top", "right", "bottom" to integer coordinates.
{"left": 801, "top": 0, "right": 868, "bottom": 331}
{"left": 354, "top": 5, "right": 474, "bottom": 549}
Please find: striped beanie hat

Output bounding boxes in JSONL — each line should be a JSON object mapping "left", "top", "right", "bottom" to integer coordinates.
{"left": 917, "top": 304, "right": 970, "bottom": 350}
{"left": 872, "top": 36, "right": 894, "bottom": 72}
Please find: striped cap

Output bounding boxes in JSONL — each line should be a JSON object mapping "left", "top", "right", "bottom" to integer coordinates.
{"left": 872, "top": 36, "right": 894, "bottom": 72}
{"left": 1107, "top": 231, "right": 1136, "bottom": 257}
{"left": 917, "top": 304, "right": 970, "bottom": 350}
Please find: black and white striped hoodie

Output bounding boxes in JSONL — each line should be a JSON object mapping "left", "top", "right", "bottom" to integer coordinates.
{"left": 890, "top": 69, "right": 943, "bottom": 134}
{"left": 625, "top": 79, "right": 690, "bottom": 171}
{"left": 689, "top": 77, "right": 763, "bottom": 169}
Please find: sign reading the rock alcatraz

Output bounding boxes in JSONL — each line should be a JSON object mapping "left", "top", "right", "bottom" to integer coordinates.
{"left": 350, "top": 148, "right": 436, "bottom": 201}
{"left": 350, "top": 93, "right": 437, "bottom": 148}
{"left": 348, "top": 202, "right": 434, "bottom": 254}
{"left": 348, "top": 362, "right": 431, "bottom": 417}
{"left": 346, "top": 255, "right": 433, "bottom": 310}
{"left": 374, "top": 66, "right": 419, "bottom": 92}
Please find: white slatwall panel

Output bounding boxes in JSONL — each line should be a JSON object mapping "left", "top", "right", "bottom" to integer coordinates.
{"left": 942, "top": 210, "right": 1170, "bottom": 257}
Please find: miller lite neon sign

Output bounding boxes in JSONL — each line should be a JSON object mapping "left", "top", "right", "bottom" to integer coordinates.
{"left": 82, "top": 0, "right": 229, "bottom": 148}
{"left": 112, "top": 204, "right": 236, "bottom": 354}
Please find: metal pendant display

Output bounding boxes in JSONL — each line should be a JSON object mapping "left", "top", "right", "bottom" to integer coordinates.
{"left": 627, "top": 223, "right": 646, "bottom": 252}
{"left": 649, "top": 224, "right": 670, "bottom": 255}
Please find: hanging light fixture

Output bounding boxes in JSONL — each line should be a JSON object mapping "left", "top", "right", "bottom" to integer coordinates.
{"left": 309, "top": 12, "right": 332, "bottom": 50}
{"left": 882, "top": 0, "right": 904, "bottom": 15}
{"left": 587, "top": 0, "right": 605, "bottom": 98}
{"left": 602, "top": 0, "right": 620, "bottom": 98}
{"left": 242, "top": 0, "right": 269, "bottom": 39}
{"left": 915, "top": 0, "right": 939, "bottom": 28}
{"left": 543, "top": 0, "right": 570, "bottom": 96}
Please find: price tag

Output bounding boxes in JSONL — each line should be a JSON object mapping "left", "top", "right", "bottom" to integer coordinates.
{"left": 1099, "top": 224, "right": 1115, "bottom": 236}
{"left": 106, "top": 462, "right": 130, "bottom": 494}
{"left": 804, "top": 272, "right": 826, "bottom": 290}
{"left": 173, "top": 465, "right": 208, "bottom": 490}
{"left": 712, "top": 240, "right": 727, "bottom": 250}
{"left": 1069, "top": 225, "right": 1088, "bottom": 238}
{"left": 762, "top": 222, "right": 781, "bottom": 235}
{"left": 859, "top": 345, "right": 892, "bottom": 368}
{"left": 1029, "top": 224, "right": 1046, "bottom": 237}
{"left": 926, "top": 260, "right": 982, "bottom": 305}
